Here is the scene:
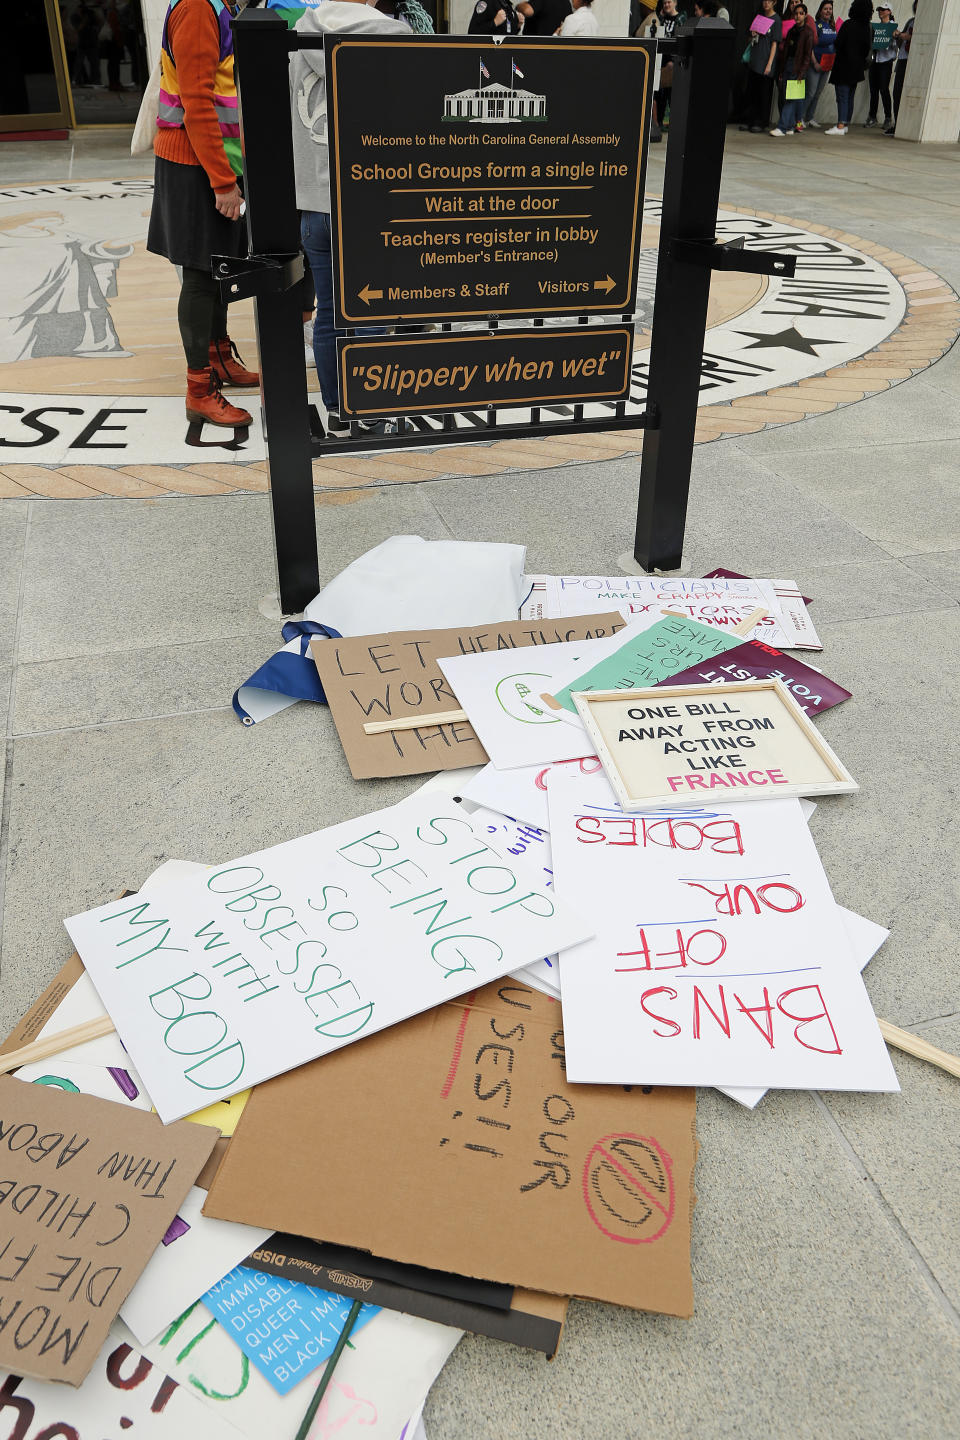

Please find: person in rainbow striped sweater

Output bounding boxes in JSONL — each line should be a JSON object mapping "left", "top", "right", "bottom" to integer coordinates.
{"left": 147, "top": 0, "right": 261, "bottom": 427}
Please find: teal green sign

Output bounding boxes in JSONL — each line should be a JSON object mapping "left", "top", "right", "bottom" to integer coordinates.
{"left": 552, "top": 615, "right": 743, "bottom": 712}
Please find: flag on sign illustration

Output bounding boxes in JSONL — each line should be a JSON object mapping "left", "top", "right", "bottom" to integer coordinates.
{"left": 512, "top": 60, "right": 524, "bottom": 78}
{"left": 480, "top": 59, "right": 490, "bottom": 79}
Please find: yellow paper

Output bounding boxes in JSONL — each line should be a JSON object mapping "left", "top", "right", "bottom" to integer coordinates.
{"left": 182, "top": 1089, "right": 251, "bottom": 1136}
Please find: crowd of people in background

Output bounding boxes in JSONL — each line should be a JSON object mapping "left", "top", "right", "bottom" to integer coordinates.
{"left": 467, "top": 0, "right": 599, "bottom": 37}
{"left": 60, "top": 1, "right": 147, "bottom": 92}
{"left": 631, "top": 0, "right": 917, "bottom": 139}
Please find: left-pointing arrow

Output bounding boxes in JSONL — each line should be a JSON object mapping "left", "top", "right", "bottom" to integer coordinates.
{"left": 359, "top": 284, "right": 384, "bottom": 304}
{"left": 593, "top": 275, "right": 616, "bottom": 294}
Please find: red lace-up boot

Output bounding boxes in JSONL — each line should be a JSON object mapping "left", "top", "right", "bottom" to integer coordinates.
{"left": 209, "top": 336, "right": 260, "bottom": 388}
{"left": 186, "top": 367, "right": 252, "bottom": 427}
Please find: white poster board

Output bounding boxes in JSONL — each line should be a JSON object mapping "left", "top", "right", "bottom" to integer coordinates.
{"left": 521, "top": 574, "right": 822, "bottom": 649}
{"left": 461, "top": 756, "right": 609, "bottom": 832}
{"left": 121, "top": 1187, "right": 272, "bottom": 1347}
{"left": 436, "top": 632, "right": 628, "bottom": 770}
{"left": 129, "top": 1302, "right": 461, "bottom": 1440}
{"left": 547, "top": 775, "right": 898, "bottom": 1091}
{"left": 65, "top": 791, "right": 592, "bottom": 1122}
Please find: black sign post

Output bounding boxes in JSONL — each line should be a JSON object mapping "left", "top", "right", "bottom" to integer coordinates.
{"left": 226, "top": 7, "right": 317, "bottom": 615}
{"left": 226, "top": 14, "right": 793, "bottom": 613}
{"left": 634, "top": 19, "right": 746, "bottom": 572}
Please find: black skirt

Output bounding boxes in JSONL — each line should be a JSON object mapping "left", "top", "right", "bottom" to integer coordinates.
{"left": 147, "top": 155, "right": 247, "bottom": 272}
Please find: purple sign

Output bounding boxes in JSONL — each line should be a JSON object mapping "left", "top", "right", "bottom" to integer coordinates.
{"left": 703, "top": 568, "right": 813, "bottom": 607}
{"left": 655, "top": 639, "right": 852, "bottom": 717}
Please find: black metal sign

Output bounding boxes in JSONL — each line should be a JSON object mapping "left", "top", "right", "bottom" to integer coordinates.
{"left": 325, "top": 35, "right": 654, "bottom": 326}
{"left": 229, "top": 12, "right": 795, "bottom": 613}
{"left": 337, "top": 326, "right": 634, "bottom": 419}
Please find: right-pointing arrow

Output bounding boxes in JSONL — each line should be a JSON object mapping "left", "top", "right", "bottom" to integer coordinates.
{"left": 358, "top": 284, "right": 384, "bottom": 304}
{"left": 594, "top": 275, "right": 616, "bottom": 294}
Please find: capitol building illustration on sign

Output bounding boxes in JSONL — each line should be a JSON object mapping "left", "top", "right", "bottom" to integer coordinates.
{"left": 443, "top": 60, "right": 547, "bottom": 124}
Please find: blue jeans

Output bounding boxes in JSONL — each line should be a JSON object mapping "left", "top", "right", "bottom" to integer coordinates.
{"left": 777, "top": 63, "right": 805, "bottom": 130}
{"left": 833, "top": 82, "right": 855, "bottom": 124}
{"left": 300, "top": 210, "right": 384, "bottom": 414}
{"left": 803, "top": 65, "right": 829, "bottom": 121}
{"left": 779, "top": 92, "right": 805, "bottom": 130}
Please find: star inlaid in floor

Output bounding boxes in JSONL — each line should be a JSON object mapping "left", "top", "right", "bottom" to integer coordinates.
{"left": 733, "top": 325, "right": 844, "bottom": 356}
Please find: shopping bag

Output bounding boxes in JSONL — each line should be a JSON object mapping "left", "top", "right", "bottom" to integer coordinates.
{"left": 131, "top": 64, "right": 162, "bottom": 157}
{"left": 786, "top": 78, "right": 806, "bottom": 99}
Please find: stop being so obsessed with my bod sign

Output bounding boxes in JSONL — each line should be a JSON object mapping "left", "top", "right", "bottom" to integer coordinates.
{"left": 572, "top": 680, "right": 857, "bottom": 811}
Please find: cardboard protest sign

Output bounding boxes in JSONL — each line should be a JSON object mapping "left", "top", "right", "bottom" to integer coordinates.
{"left": 521, "top": 575, "right": 822, "bottom": 649}
{"left": 0, "top": 1078, "right": 217, "bottom": 1384}
{"left": 204, "top": 980, "right": 697, "bottom": 1315}
{"left": 0, "top": 954, "right": 87, "bottom": 1056}
{"left": 550, "top": 616, "right": 743, "bottom": 714}
{"left": 0, "top": 1330, "right": 242, "bottom": 1440}
{"left": 64, "top": 790, "right": 592, "bottom": 1123}
{"left": 547, "top": 777, "right": 900, "bottom": 1092}
{"left": 437, "top": 632, "right": 628, "bottom": 771}
{"left": 655, "top": 639, "right": 852, "bottom": 718}
{"left": 203, "top": 1265, "right": 378, "bottom": 1394}
{"left": 310, "top": 614, "right": 623, "bottom": 779}
{"left": 573, "top": 680, "right": 857, "bottom": 809}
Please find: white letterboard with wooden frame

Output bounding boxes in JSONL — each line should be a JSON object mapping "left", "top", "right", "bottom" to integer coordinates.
{"left": 571, "top": 679, "right": 856, "bottom": 810}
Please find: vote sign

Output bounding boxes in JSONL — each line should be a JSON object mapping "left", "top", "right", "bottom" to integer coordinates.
{"left": 325, "top": 35, "right": 654, "bottom": 325}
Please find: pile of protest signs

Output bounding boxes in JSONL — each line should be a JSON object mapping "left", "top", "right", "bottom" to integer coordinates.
{"left": 0, "top": 547, "right": 905, "bottom": 1440}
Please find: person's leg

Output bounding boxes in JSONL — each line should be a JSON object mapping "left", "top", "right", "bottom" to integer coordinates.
{"left": 892, "top": 56, "right": 907, "bottom": 120}
{"left": 178, "top": 266, "right": 218, "bottom": 370}
{"left": 868, "top": 61, "right": 880, "bottom": 119}
{"left": 179, "top": 267, "right": 252, "bottom": 426}
{"left": 778, "top": 92, "right": 802, "bottom": 131}
{"left": 301, "top": 210, "right": 340, "bottom": 414}
{"left": 107, "top": 41, "right": 122, "bottom": 90}
{"left": 208, "top": 288, "right": 259, "bottom": 388}
{"left": 879, "top": 59, "right": 893, "bottom": 121}
{"left": 802, "top": 68, "right": 823, "bottom": 121}
{"left": 760, "top": 74, "right": 774, "bottom": 128}
{"left": 742, "top": 70, "right": 759, "bottom": 127}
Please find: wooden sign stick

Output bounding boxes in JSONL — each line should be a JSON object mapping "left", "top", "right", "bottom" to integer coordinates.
{"left": 878, "top": 1020, "right": 960, "bottom": 1080}
{"left": 363, "top": 708, "right": 468, "bottom": 735}
{"left": 0, "top": 1016, "right": 117, "bottom": 1077}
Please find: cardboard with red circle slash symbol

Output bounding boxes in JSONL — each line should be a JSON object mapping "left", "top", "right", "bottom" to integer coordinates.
{"left": 204, "top": 980, "right": 697, "bottom": 1319}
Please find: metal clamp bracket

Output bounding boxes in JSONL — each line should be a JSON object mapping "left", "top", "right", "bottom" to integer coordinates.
{"left": 213, "top": 251, "right": 305, "bottom": 303}
{"left": 669, "top": 235, "right": 797, "bottom": 278}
